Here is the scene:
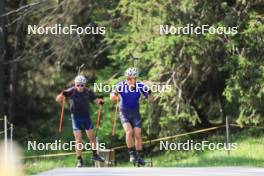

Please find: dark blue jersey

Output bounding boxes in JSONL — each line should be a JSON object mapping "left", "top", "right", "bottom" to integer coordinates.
{"left": 114, "top": 81, "right": 149, "bottom": 110}
{"left": 63, "top": 87, "right": 97, "bottom": 116}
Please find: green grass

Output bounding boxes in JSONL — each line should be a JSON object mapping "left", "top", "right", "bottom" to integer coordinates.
{"left": 24, "top": 153, "right": 93, "bottom": 175}
{"left": 23, "top": 127, "right": 264, "bottom": 175}
{"left": 152, "top": 139, "right": 264, "bottom": 167}
{"left": 24, "top": 157, "right": 73, "bottom": 175}
{"left": 151, "top": 128, "right": 264, "bottom": 167}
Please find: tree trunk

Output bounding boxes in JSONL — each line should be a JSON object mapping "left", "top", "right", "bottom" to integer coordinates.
{"left": 0, "top": 0, "right": 6, "bottom": 118}
{"left": 8, "top": 0, "right": 27, "bottom": 122}
{"left": 190, "top": 100, "right": 212, "bottom": 128}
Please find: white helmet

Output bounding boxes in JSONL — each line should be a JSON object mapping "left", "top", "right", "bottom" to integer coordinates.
{"left": 125, "top": 67, "right": 138, "bottom": 78}
{"left": 74, "top": 75, "right": 87, "bottom": 84}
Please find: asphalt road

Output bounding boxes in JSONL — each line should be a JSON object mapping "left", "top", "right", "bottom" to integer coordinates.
{"left": 34, "top": 167, "right": 264, "bottom": 176}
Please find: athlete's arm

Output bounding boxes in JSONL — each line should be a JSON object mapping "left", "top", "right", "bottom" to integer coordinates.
{"left": 147, "top": 93, "right": 154, "bottom": 102}
{"left": 94, "top": 98, "right": 104, "bottom": 105}
{"left": 87, "top": 88, "right": 104, "bottom": 105}
{"left": 110, "top": 83, "right": 122, "bottom": 102}
{"left": 56, "top": 92, "right": 65, "bottom": 103}
{"left": 56, "top": 87, "right": 73, "bottom": 103}
{"left": 144, "top": 88, "right": 154, "bottom": 102}
{"left": 139, "top": 82, "right": 154, "bottom": 102}
{"left": 110, "top": 92, "right": 119, "bottom": 102}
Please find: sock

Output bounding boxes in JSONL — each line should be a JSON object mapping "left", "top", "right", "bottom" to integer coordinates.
{"left": 92, "top": 150, "right": 97, "bottom": 156}
{"left": 128, "top": 147, "right": 135, "bottom": 154}
{"left": 137, "top": 150, "right": 143, "bottom": 157}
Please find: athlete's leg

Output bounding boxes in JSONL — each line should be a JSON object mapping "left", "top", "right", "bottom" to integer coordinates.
{"left": 123, "top": 122, "right": 137, "bottom": 162}
{"left": 134, "top": 127, "right": 145, "bottom": 165}
{"left": 72, "top": 115, "right": 85, "bottom": 167}
{"left": 83, "top": 115, "right": 97, "bottom": 150}
{"left": 132, "top": 111, "right": 145, "bottom": 165}
{"left": 85, "top": 122, "right": 105, "bottom": 162}
{"left": 122, "top": 122, "right": 134, "bottom": 148}
{"left": 85, "top": 129, "right": 96, "bottom": 150}
{"left": 134, "top": 127, "right": 142, "bottom": 151}
{"left": 131, "top": 110, "right": 142, "bottom": 151}
{"left": 73, "top": 130, "right": 82, "bottom": 157}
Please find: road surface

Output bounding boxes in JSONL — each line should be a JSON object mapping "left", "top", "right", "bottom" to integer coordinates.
{"left": 33, "top": 167, "right": 264, "bottom": 176}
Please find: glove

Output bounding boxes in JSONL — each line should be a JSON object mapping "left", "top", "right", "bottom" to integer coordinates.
{"left": 148, "top": 89, "right": 152, "bottom": 95}
{"left": 62, "top": 91, "right": 67, "bottom": 96}
{"left": 99, "top": 100, "right": 104, "bottom": 105}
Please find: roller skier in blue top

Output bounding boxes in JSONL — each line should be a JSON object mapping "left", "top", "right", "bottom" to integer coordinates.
{"left": 110, "top": 67, "right": 153, "bottom": 165}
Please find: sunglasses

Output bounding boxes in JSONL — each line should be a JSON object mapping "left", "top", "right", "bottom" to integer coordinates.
{"left": 76, "top": 84, "right": 84, "bottom": 87}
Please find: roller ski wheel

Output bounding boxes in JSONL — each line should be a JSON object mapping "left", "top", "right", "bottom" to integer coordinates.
{"left": 133, "top": 158, "right": 145, "bottom": 167}
{"left": 91, "top": 154, "right": 105, "bottom": 162}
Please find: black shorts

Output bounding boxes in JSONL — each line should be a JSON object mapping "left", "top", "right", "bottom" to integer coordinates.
{"left": 71, "top": 114, "right": 93, "bottom": 131}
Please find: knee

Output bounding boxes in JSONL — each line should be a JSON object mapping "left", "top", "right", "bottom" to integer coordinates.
{"left": 134, "top": 132, "right": 141, "bottom": 140}
{"left": 75, "top": 139, "right": 82, "bottom": 146}
{"left": 126, "top": 130, "right": 133, "bottom": 138}
{"left": 87, "top": 131, "right": 96, "bottom": 142}
{"left": 75, "top": 139, "right": 82, "bottom": 144}
{"left": 75, "top": 136, "right": 82, "bottom": 143}
{"left": 90, "top": 135, "right": 96, "bottom": 142}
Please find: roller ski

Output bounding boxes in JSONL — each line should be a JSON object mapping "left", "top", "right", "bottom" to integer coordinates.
{"left": 92, "top": 153, "right": 105, "bottom": 162}
{"left": 130, "top": 151, "right": 145, "bottom": 167}
{"left": 133, "top": 158, "right": 146, "bottom": 167}
{"left": 76, "top": 157, "right": 84, "bottom": 168}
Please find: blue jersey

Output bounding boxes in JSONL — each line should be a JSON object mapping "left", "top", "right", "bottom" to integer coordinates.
{"left": 114, "top": 81, "right": 149, "bottom": 109}
{"left": 63, "top": 87, "right": 97, "bottom": 116}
